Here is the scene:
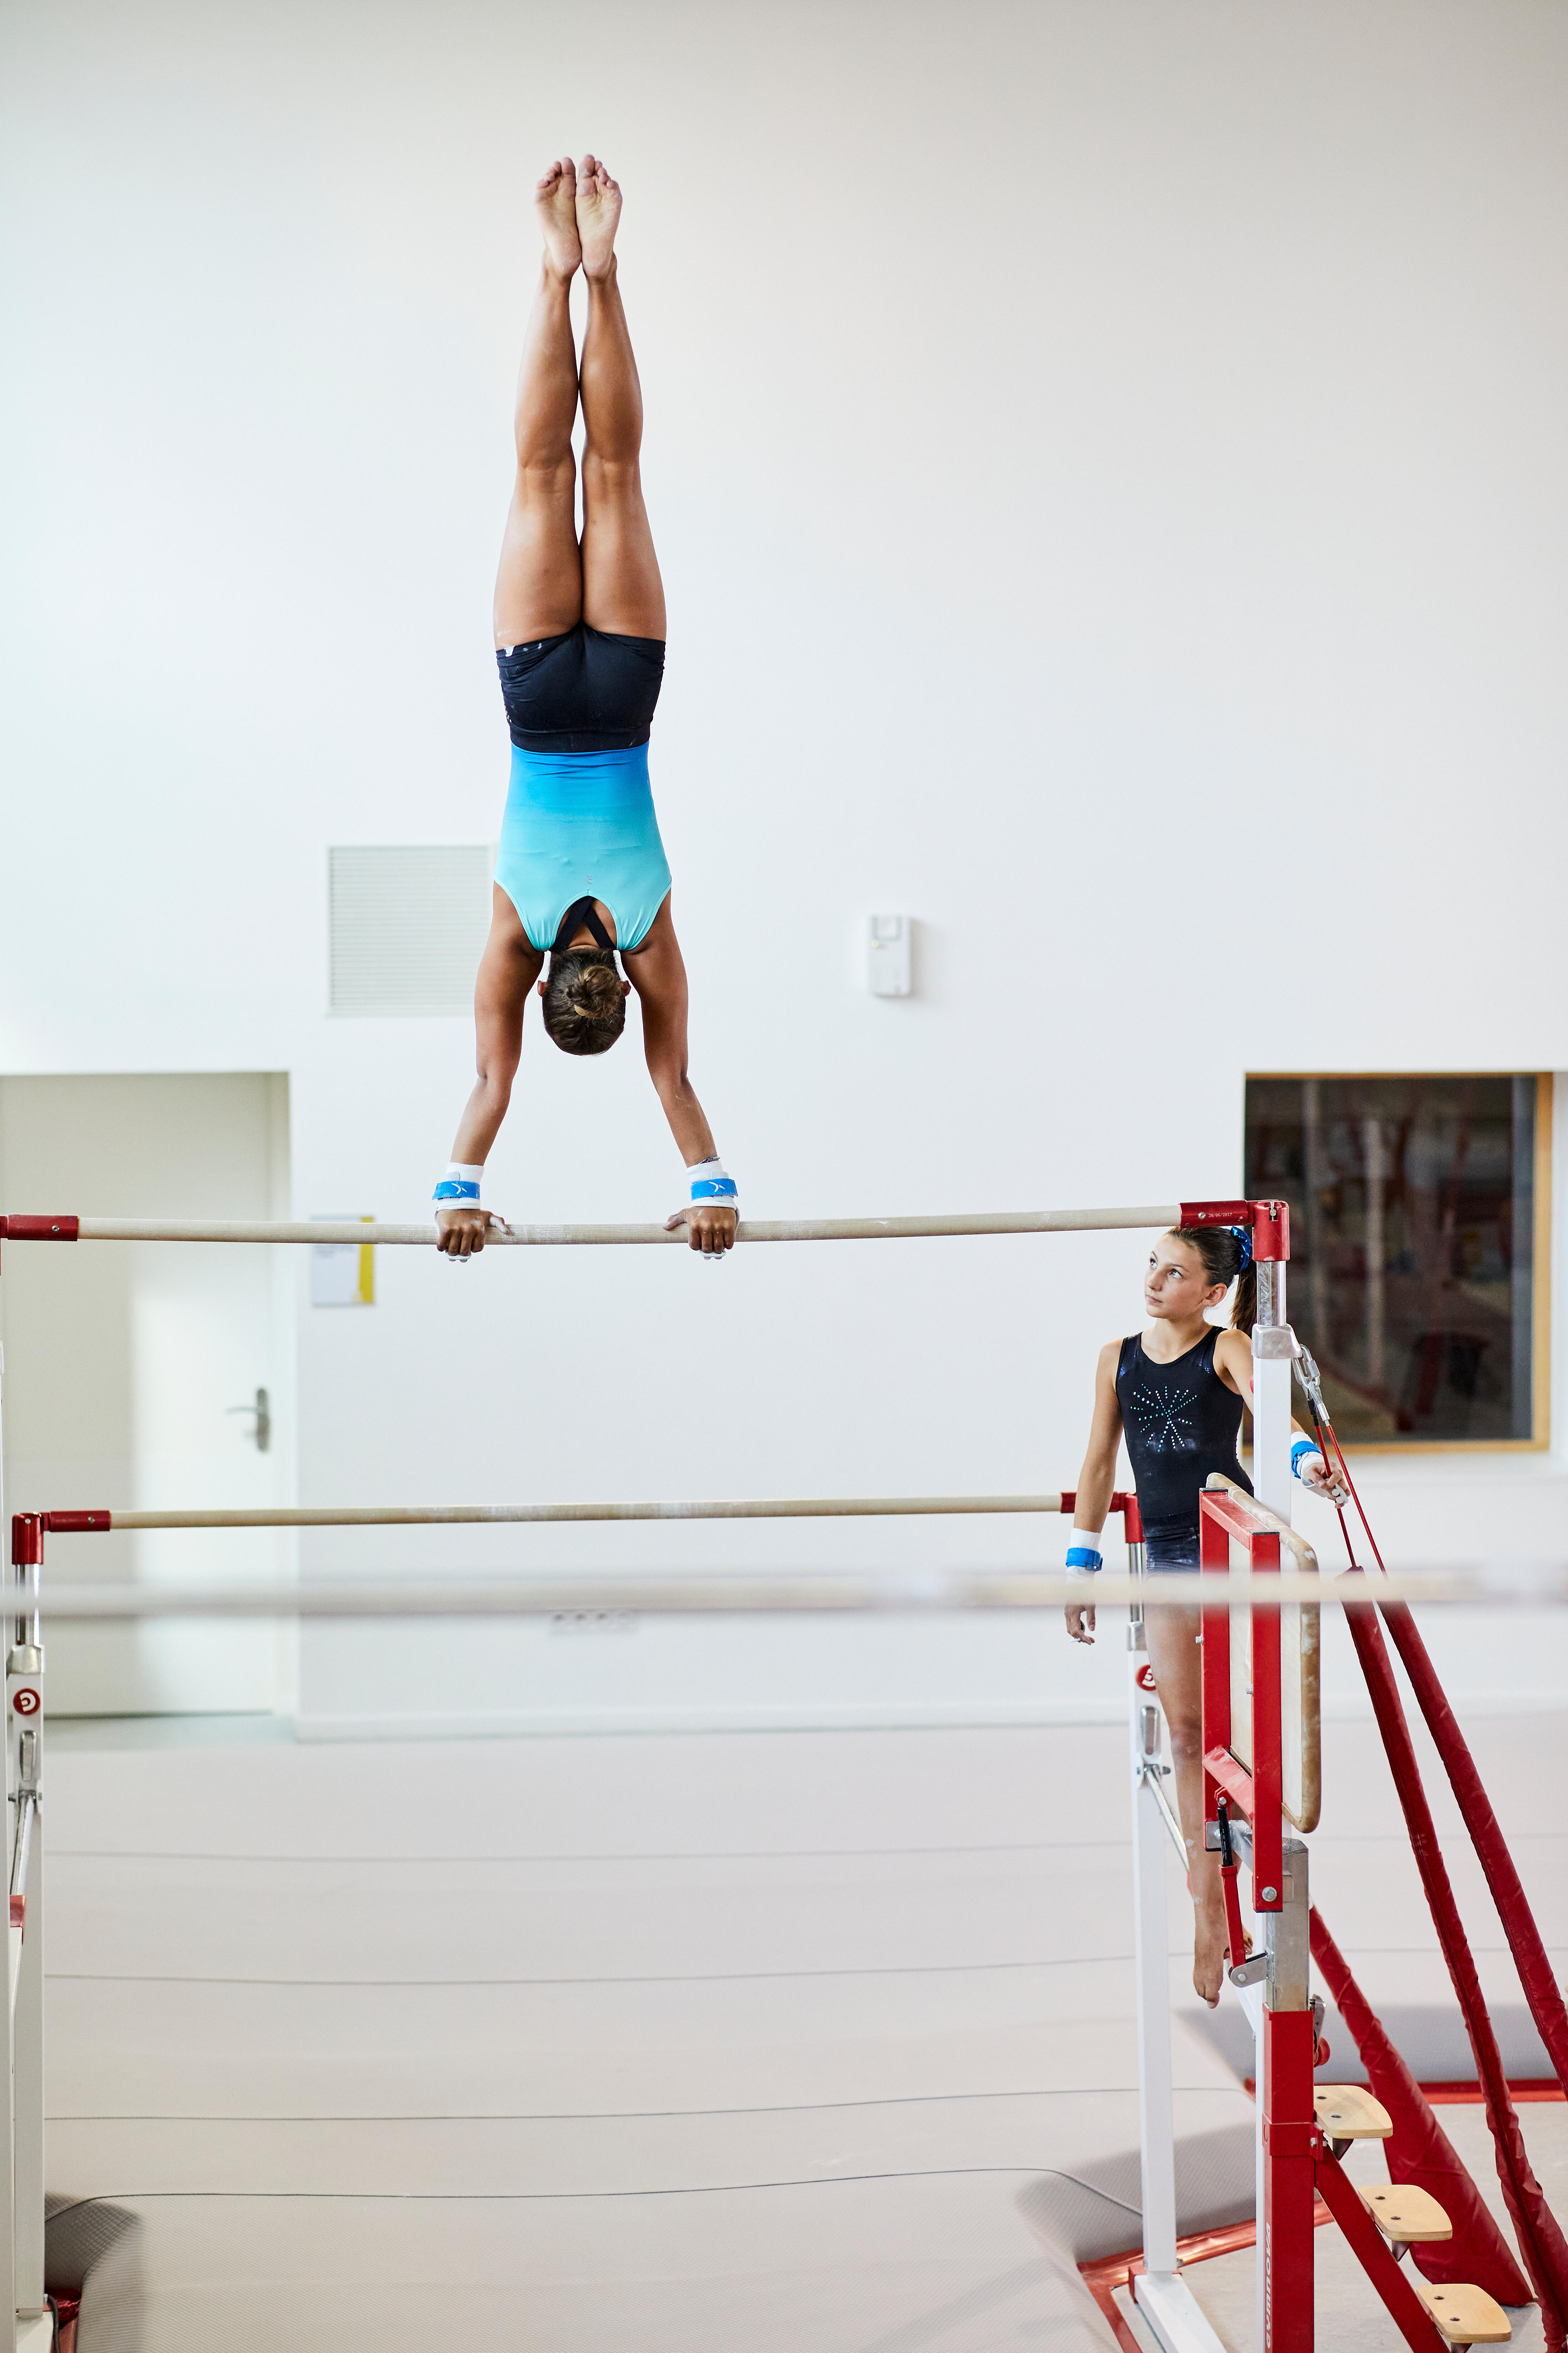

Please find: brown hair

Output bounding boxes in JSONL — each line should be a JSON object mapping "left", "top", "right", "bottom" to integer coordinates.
{"left": 540, "top": 950, "right": 627, "bottom": 1057}
{"left": 1165, "top": 1224, "right": 1258, "bottom": 1335}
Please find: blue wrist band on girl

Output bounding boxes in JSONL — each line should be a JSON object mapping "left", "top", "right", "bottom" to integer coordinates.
{"left": 689, "top": 1158, "right": 738, "bottom": 1206}
{"left": 1291, "top": 1437, "right": 1323, "bottom": 1479}
{"left": 433, "top": 1164, "right": 483, "bottom": 1207}
{"left": 1065, "top": 1531, "right": 1103, "bottom": 1573}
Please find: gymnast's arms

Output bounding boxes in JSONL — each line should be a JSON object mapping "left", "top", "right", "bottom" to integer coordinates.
{"left": 1212, "top": 1331, "right": 1346, "bottom": 1497}
{"left": 435, "top": 888, "right": 543, "bottom": 1258}
{"left": 1064, "top": 1339, "right": 1124, "bottom": 1647}
{"left": 625, "top": 896, "right": 737, "bottom": 1258}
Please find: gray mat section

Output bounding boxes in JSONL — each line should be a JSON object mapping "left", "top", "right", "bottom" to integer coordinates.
{"left": 45, "top": 2196, "right": 143, "bottom": 2353}
{"left": 1016, "top": 2121, "right": 1257, "bottom": 2267}
{"left": 1189, "top": 2000, "right": 1555, "bottom": 2087}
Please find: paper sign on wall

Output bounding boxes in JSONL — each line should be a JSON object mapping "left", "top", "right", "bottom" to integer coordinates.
{"left": 311, "top": 1216, "right": 376, "bottom": 1307}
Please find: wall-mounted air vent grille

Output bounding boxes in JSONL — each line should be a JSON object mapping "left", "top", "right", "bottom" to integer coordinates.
{"left": 328, "top": 846, "right": 492, "bottom": 1016}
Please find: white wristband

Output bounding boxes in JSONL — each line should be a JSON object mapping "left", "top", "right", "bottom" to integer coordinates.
{"left": 1066, "top": 1526, "right": 1105, "bottom": 1574}
{"left": 688, "top": 1156, "right": 738, "bottom": 1210}
{"left": 434, "top": 1162, "right": 484, "bottom": 1208}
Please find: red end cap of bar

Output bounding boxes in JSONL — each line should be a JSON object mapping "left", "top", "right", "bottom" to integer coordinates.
{"left": 10, "top": 1515, "right": 43, "bottom": 1569}
{"left": 0, "top": 1215, "right": 80, "bottom": 1241}
{"left": 42, "top": 1510, "right": 113, "bottom": 1534}
{"left": 8, "top": 1896, "right": 23, "bottom": 1929}
{"left": 1179, "top": 1200, "right": 1254, "bottom": 1229}
{"left": 1251, "top": 1199, "right": 1290, "bottom": 1262}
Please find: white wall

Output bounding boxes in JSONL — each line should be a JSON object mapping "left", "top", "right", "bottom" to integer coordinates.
{"left": 3, "top": 0, "right": 1567, "bottom": 1733}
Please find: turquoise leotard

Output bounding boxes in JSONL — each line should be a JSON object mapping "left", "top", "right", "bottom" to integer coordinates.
{"left": 493, "top": 743, "right": 672, "bottom": 953}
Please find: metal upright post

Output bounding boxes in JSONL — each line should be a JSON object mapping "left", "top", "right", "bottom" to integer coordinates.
{"left": 0, "top": 1302, "right": 15, "bottom": 2353}
{"left": 9, "top": 1533, "right": 43, "bottom": 2333}
{"left": 1129, "top": 1509, "right": 1176, "bottom": 2274}
{"left": 0, "top": 1280, "right": 48, "bottom": 2353}
{"left": 1128, "top": 1497, "right": 1227, "bottom": 2353}
{"left": 1249, "top": 1203, "right": 1295, "bottom": 1522}
{"left": 1248, "top": 1200, "right": 1294, "bottom": 2353}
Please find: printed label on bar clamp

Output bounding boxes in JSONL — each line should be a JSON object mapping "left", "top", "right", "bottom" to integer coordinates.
{"left": 11, "top": 1688, "right": 40, "bottom": 1716}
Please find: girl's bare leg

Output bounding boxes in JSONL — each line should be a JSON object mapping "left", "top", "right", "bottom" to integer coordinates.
{"left": 575, "top": 156, "right": 666, "bottom": 639}
{"left": 493, "top": 158, "right": 586, "bottom": 648}
{"left": 1146, "top": 1605, "right": 1231, "bottom": 2007}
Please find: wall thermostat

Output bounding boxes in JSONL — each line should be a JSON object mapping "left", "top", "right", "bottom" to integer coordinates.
{"left": 866, "top": 913, "right": 912, "bottom": 997}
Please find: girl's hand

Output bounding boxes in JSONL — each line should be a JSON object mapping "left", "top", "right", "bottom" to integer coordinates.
{"left": 1065, "top": 1598, "right": 1097, "bottom": 1645}
{"left": 436, "top": 1206, "right": 510, "bottom": 1258}
{"left": 664, "top": 1203, "right": 738, "bottom": 1256}
{"left": 1297, "top": 1446, "right": 1350, "bottom": 1506}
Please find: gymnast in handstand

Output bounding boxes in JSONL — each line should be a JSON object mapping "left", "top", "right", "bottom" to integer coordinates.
{"left": 435, "top": 156, "right": 736, "bottom": 1258}
{"left": 1062, "top": 1225, "right": 1341, "bottom": 2005}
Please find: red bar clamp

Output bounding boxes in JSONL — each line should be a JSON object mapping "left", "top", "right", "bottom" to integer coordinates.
{"left": 43, "top": 1511, "right": 113, "bottom": 1533}
{"left": 1250, "top": 1200, "right": 1290, "bottom": 1262}
{"left": 0, "top": 1216, "right": 80, "bottom": 1241}
{"left": 1178, "top": 1200, "right": 1253, "bottom": 1229}
{"left": 10, "top": 1516, "right": 43, "bottom": 1570}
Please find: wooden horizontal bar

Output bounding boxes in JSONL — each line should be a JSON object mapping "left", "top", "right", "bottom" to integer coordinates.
{"left": 31, "top": 1206, "right": 1186, "bottom": 1247}
{"left": 51, "top": 1494, "right": 1071, "bottom": 1533}
{"left": 12, "top": 1569, "right": 1568, "bottom": 1619}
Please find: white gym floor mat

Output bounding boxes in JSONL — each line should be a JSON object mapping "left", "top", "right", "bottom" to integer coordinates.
{"left": 42, "top": 1711, "right": 1565, "bottom": 2350}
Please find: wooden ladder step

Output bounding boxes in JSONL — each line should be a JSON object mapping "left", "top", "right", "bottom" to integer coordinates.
{"left": 1413, "top": 2280, "right": 1513, "bottom": 2345}
{"left": 1359, "top": 2182, "right": 1453, "bottom": 2243}
{"left": 1315, "top": 2083, "right": 1393, "bottom": 2139}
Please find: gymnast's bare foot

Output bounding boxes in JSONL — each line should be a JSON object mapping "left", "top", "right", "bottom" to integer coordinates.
{"left": 1194, "top": 1904, "right": 1229, "bottom": 2009}
{"left": 576, "top": 153, "right": 622, "bottom": 280}
{"left": 536, "top": 156, "right": 581, "bottom": 280}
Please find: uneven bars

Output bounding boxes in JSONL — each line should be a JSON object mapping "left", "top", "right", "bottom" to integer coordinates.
{"left": 29, "top": 1494, "right": 1075, "bottom": 1534}
{"left": 12, "top": 1570, "right": 1567, "bottom": 1618}
{"left": 0, "top": 1205, "right": 1195, "bottom": 1247}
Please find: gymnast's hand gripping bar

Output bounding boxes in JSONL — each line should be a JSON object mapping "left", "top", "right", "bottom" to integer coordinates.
{"left": 0, "top": 1200, "right": 1274, "bottom": 1248}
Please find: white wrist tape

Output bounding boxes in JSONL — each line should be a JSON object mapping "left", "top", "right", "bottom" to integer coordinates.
{"left": 1066, "top": 1526, "right": 1105, "bottom": 1575}
{"left": 434, "top": 1162, "right": 484, "bottom": 1208}
{"left": 688, "top": 1157, "right": 738, "bottom": 1209}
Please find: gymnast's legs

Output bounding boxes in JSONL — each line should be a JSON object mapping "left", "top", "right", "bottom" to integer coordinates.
{"left": 490, "top": 153, "right": 664, "bottom": 648}
{"left": 575, "top": 157, "right": 665, "bottom": 640}
{"left": 1145, "top": 1605, "right": 1230, "bottom": 2006}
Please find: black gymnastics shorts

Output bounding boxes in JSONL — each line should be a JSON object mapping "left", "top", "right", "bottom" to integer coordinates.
{"left": 497, "top": 622, "right": 665, "bottom": 754}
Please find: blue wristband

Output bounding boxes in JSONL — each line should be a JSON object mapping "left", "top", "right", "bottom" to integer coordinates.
{"left": 1066, "top": 1547, "right": 1103, "bottom": 1572}
{"left": 689, "top": 1158, "right": 737, "bottom": 1205}
{"left": 433, "top": 1178, "right": 481, "bottom": 1205}
{"left": 1291, "top": 1437, "right": 1321, "bottom": 1479}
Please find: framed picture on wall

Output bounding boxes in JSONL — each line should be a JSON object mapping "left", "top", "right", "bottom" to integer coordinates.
{"left": 1244, "top": 1074, "right": 1551, "bottom": 1449}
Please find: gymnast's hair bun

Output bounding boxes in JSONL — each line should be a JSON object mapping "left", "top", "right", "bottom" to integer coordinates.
{"left": 541, "top": 950, "right": 628, "bottom": 1057}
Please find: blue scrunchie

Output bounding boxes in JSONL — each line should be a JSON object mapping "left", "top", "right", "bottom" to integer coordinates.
{"left": 1230, "top": 1224, "right": 1254, "bottom": 1272}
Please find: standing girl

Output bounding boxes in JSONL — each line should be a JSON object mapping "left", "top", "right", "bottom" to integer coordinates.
{"left": 1063, "top": 1225, "right": 1339, "bottom": 2005}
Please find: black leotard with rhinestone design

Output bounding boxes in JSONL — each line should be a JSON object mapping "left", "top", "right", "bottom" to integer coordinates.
{"left": 1115, "top": 1328, "right": 1252, "bottom": 1566}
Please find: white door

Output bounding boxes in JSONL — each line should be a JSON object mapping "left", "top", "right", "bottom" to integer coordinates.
{"left": 0, "top": 1073, "right": 293, "bottom": 1716}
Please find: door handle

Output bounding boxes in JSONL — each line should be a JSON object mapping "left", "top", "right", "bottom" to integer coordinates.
{"left": 226, "top": 1387, "right": 271, "bottom": 1453}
